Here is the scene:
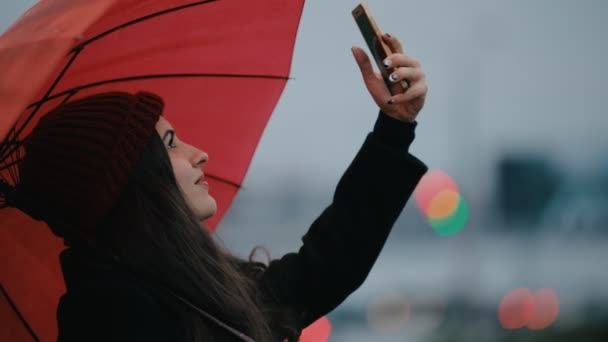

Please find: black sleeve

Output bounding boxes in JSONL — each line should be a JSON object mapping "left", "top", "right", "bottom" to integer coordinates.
{"left": 259, "top": 111, "right": 428, "bottom": 330}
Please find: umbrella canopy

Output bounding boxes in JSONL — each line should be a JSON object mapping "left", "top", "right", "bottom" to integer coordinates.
{"left": 0, "top": 0, "right": 305, "bottom": 341}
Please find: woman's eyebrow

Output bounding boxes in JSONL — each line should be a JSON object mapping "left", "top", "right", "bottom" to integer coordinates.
{"left": 162, "top": 129, "right": 175, "bottom": 142}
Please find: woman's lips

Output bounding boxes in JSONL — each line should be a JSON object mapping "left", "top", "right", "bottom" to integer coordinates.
{"left": 196, "top": 175, "right": 208, "bottom": 188}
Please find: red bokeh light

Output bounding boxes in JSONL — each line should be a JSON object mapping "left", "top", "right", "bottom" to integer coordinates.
{"left": 498, "top": 288, "right": 536, "bottom": 329}
{"left": 415, "top": 170, "right": 459, "bottom": 213}
{"left": 528, "top": 288, "right": 560, "bottom": 330}
{"left": 300, "top": 316, "right": 331, "bottom": 342}
{"left": 498, "top": 288, "right": 560, "bottom": 330}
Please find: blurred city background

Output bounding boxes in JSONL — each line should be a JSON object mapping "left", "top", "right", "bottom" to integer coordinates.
{"left": 2, "top": 0, "right": 607, "bottom": 341}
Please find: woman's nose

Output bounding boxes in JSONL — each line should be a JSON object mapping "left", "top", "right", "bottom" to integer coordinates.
{"left": 193, "top": 149, "right": 209, "bottom": 167}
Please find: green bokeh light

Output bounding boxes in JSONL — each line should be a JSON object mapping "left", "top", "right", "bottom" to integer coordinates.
{"left": 429, "top": 195, "right": 469, "bottom": 236}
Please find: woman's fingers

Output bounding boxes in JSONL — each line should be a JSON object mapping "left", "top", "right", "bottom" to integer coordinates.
{"left": 389, "top": 81, "right": 428, "bottom": 103}
{"left": 388, "top": 67, "right": 424, "bottom": 84}
{"left": 383, "top": 53, "right": 421, "bottom": 69}
{"left": 382, "top": 51, "right": 426, "bottom": 103}
{"left": 381, "top": 33, "right": 404, "bottom": 54}
{"left": 353, "top": 37, "right": 428, "bottom": 121}
{"left": 369, "top": 35, "right": 427, "bottom": 121}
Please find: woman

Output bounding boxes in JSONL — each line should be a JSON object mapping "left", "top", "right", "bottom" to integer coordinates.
{"left": 3, "top": 34, "right": 428, "bottom": 341}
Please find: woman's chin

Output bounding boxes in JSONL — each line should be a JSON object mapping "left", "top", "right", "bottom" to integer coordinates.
{"left": 199, "top": 200, "right": 217, "bottom": 221}
{"left": 189, "top": 195, "right": 217, "bottom": 221}
{"left": 200, "top": 211, "right": 215, "bottom": 221}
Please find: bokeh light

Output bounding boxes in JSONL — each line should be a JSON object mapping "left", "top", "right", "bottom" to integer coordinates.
{"left": 528, "top": 288, "right": 560, "bottom": 330}
{"left": 498, "top": 288, "right": 560, "bottom": 330}
{"left": 498, "top": 288, "right": 536, "bottom": 329}
{"left": 428, "top": 195, "right": 469, "bottom": 236}
{"left": 300, "top": 316, "right": 331, "bottom": 342}
{"left": 415, "top": 170, "right": 469, "bottom": 236}
{"left": 367, "top": 292, "right": 411, "bottom": 333}
{"left": 415, "top": 170, "right": 459, "bottom": 213}
{"left": 367, "top": 293, "right": 447, "bottom": 338}
{"left": 426, "top": 189, "right": 460, "bottom": 219}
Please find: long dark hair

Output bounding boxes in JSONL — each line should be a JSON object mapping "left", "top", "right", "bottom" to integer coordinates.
{"left": 76, "top": 129, "right": 300, "bottom": 341}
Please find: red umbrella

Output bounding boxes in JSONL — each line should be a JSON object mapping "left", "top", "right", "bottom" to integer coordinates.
{"left": 0, "top": 1, "right": 305, "bottom": 341}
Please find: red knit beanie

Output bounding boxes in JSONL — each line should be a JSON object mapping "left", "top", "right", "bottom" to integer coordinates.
{"left": 18, "top": 91, "right": 163, "bottom": 237}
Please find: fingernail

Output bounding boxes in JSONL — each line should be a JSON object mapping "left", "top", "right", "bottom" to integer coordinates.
{"left": 385, "top": 33, "right": 392, "bottom": 38}
{"left": 383, "top": 58, "right": 392, "bottom": 67}
{"left": 389, "top": 73, "right": 398, "bottom": 82}
{"left": 388, "top": 99, "right": 394, "bottom": 105}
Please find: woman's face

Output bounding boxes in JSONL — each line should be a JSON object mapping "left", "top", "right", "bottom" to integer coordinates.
{"left": 155, "top": 116, "right": 217, "bottom": 221}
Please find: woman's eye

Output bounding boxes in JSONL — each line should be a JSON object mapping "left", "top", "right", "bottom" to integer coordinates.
{"left": 167, "top": 135, "right": 178, "bottom": 149}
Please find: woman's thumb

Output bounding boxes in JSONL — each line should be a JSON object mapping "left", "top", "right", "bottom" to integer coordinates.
{"left": 351, "top": 47, "right": 375, "bottom": 82}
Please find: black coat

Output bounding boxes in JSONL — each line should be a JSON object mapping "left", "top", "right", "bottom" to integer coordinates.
{"left": 56, "top": 112, "right": 428, "bottom": 341}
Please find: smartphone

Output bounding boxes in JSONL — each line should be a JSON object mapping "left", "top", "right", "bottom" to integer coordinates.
{"left": 352, "top": 3, "right": 408, "bottom": 94}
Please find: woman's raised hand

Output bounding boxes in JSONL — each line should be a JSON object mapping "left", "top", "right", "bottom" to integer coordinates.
{"left": 352, "top": 33, "right": 427, "bottom": 123}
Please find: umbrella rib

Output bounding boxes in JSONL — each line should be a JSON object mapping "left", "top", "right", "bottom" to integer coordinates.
{"left": 0, "top": 47, "right": 84, "bottom": 160}
{"left": 72, "top": 0, "right": 219, "bottom": 52}
{"left": 206, "top": 173, "right": 243, "bottom": 190}
{"left": 27, "top": 73, "right": 291, "bottom": 108}
{"left": 0, "top": 282, "right": 41, "bottom": 342}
